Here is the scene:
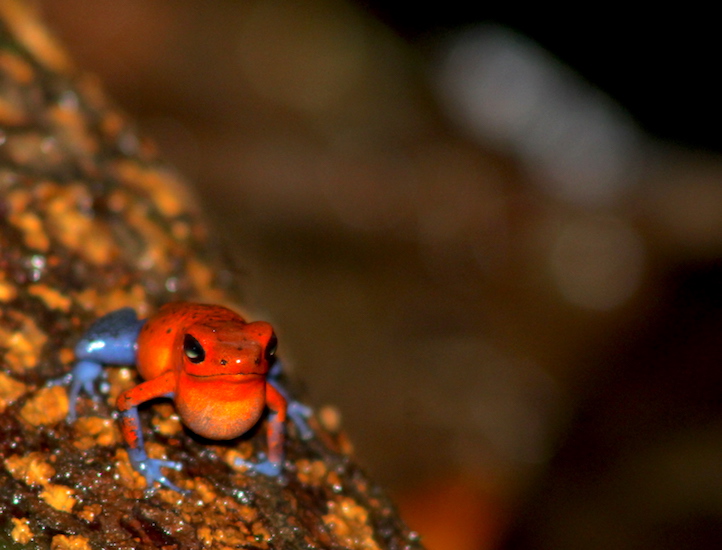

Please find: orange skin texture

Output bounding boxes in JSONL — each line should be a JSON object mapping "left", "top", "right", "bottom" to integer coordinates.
{"left": 115, "top": 302, "right": 287, "bottom": 462}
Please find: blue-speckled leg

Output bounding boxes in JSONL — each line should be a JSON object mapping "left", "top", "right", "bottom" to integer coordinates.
{"left": 114, "top": 369, "right": 186, "bottom": 493}
{"left": 120, "top": 403, "right": 187, "bottom": 494}
{"left": 234, "top": 409, "right": 284, "bottom": 476}
{"left": 66, "top": 308, "right": 145, "bottom": 421}
{"left": 268, "top": 360, "right": 314, "bottom": 440}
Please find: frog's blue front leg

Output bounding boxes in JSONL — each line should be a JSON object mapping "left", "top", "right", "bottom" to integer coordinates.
{"left": 234, "top": 409, "right": 284, "bottom": 476}
{"left": 268, "top": 360, "right": 314, "bottom": 440}
{"left": 234, "top": 384, "right": 288, "bottom": 477}
{"left": 67, "top": 308, "right": 145, "bottom": 421}
{"left": 116, "top": 371, "right": 187, "bottom": 493}
{"left": 119, "top": 403, "right": 187, "bottom": 494}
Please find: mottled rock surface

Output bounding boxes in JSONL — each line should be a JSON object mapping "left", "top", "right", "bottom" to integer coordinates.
{"left": 0, "top": 2, "right": 423, "bottom": 548}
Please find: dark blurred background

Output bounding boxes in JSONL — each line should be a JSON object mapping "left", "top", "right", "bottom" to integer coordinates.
{"left": 36, "top": 2, "right": 722, "bottom": 548}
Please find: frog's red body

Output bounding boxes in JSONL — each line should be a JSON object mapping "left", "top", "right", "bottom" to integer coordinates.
{"left": 125, "top": 303, "right": 285, "bottom": 442}
{"left": 67, "top": 302, "right": 310, "bottom": 493}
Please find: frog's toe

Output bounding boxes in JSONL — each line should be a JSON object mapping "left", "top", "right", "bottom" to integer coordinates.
{"left": 154, "top": 475, "right": 189, "bottom": 495}
{"left": 47, "top": 373, "right": 73, "bottom": 387}
{"left": 235, "top": 457, "right": 282, "bottom": 477}
{"left": 137, "top": 458, "right": 188, "bottom": 494}
{"left": 154, "top": 459, "right": 183, "bottom": 471}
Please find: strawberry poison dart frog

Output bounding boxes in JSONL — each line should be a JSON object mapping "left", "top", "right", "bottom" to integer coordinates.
{"left": 66, "top": 302, "right": 312, "bottom": 493}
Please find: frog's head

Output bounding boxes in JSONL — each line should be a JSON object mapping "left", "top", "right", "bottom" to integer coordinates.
{"left": 181, "top": 319, "right": 276, "bottom": 378}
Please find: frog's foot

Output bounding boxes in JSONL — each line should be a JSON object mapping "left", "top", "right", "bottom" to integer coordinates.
{"left": 288, "top": 401, "right": 314, "bottom": 440}
{"left": 64, "top": 361, "right": 106, "bottom": 422}
{"left": 235, "top": 456, "right": 282, "bottom": 477}
{"left": 47, "top": 372, "right": 73, "bottom": 387}
{"left": 133, "top": 457, "right": 188, "bottom": 495}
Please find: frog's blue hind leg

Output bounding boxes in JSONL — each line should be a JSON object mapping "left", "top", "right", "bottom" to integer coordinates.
{"left": 67, "top": 361, "right": 103, "bottom": 421}
{"left": 67, "top": 308, "right": 145, "bottom": 421}
{"left": 268, "top": 359, "right": 314, "bottom": 440}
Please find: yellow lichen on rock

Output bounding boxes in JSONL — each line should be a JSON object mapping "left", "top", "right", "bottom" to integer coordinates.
{"left": 223, "top": 443, "right": 255, "bottom": 471}
{"left": 8, "top": 201, "right": 50, "bottom": 251}
{"left": 72, "top": 416, "right": 120, "bottom": 450}
{"left": 0, "top": 371, "right": 28, "bottom": 412}
{"left": 0, "top": 49, "right": 36, "bottom": 84}
{"left": 4, "top": 452, "right": 55, "bottom": 486}
{"left": 125, "top": 200, "right": 178, "bottom": 272}
{"left": 0, "top": 0, "right": 73, "bottom": 74}
{"left": 296, "top": 458, "right": 328, "bottom": 486}
{"left": 152, "top": 404, "right": 183, "bottom": 437}
{"left": 114, "top": 448, "right": 147, "bottom": 491}
{"left": 103, "top": 366, "right": 136, "bottom": 409}
{"left": 5, "top": 452, "right": 78, "bottom": 512}
{"left": 318, "top": 404, "right": 343, "bottom": 432}
{"left": 184, "top": 484, "right": 270, "bottom": 549}
{"left": 0, "top": 276, "right": 18, "bottom": 301}
{"left": 19, "top": 386, "right": 68, "bottom": 426}
{"left": 44, "top": 183, "right": 118, "bottom": 265}
{"left": 9, "top": 134, "right": 67, "bottom": 170}
{"left": 0, "top": 86, "right": 29, "bottom": 126}
{"left": 29, "top": 283, "right": 72, "bottom": 311}
{"left": 58, "top": 347, "right": 75, "bottom": 365}
{"left": 197, "top": 526, "right": 214, "bottom": 547}
{"left": 113, "top": 159, "right": 191, "bottom": 218}
{"left": 156, "top": 487, "right": 187, "bottom": 509}
{"left": 41, "top": 484, "right": 77, "bottom": 512}
{"left": 48, "top": 100, "right": 99, "bottom": 160}
{"left": 11, "top": 517, "right": 34, "bottom": 544}
{"left": 73, "top": 286, "right": 149, "bottom": 318}
{"left": 192, "top": 479, "right": 219, "bottom": 505}
{"left": 77, "top": 503, "right": 102, "bottom": 523}
{"left": 323, "top": 497, "right": 380, "bottom": 550}
{"left": 50, "top": 534, "right": 92, "bottom": 550}
{"left": 195, "top": 514, "right": 264, "bottom": 550}
{"left": 0, "top": 311, "right": 48, "bottom": 373}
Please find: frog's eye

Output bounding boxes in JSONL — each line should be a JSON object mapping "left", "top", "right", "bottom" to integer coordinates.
{"left": 184, "top": 334, "right": 205, "bottom": 363}
{"left": 264, "top": 333, "right": 278, "bottom": 361}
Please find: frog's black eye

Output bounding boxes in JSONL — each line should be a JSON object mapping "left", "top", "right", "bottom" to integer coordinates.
{"left": 184, "top": 334, "right": 205, "bottom": 363}
{"left": 264, "top": 334, "right": 278, "bottom": 361}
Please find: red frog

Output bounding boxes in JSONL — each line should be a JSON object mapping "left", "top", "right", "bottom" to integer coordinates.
{"left": 65, "top": 302, "right": 312, "bottom": 493}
